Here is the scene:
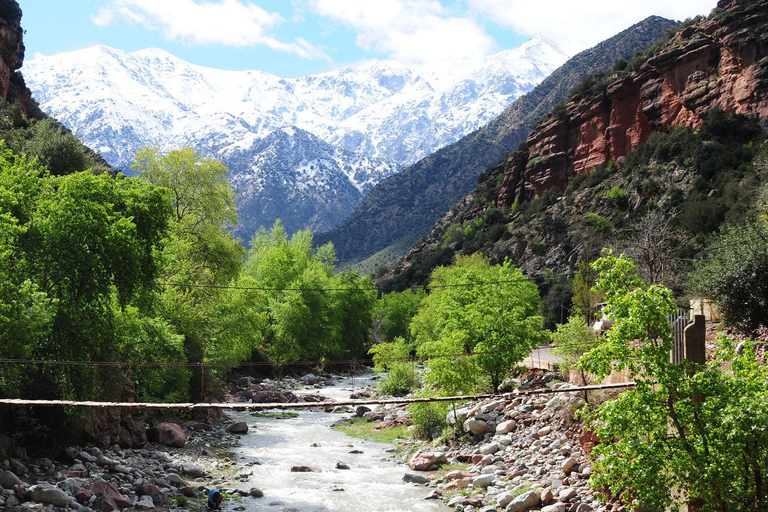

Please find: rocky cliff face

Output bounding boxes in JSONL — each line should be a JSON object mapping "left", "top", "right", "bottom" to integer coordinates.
{"left": 0, "top": 1, "right": 22, "bottom": 99}
{"left": 497, "top": 0, "right": 768, "bottom": 208}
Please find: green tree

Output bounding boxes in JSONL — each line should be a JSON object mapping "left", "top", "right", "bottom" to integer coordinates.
{"left": 411, "top": 254, "right": 545, "bottom": 394}
{"left": 243, "top": 222, "right": 376, "bottom": 364}
{"left": 550, "top": 315, "right": 601, "bottom": 385}
{"left": 133, "top": 146, "right": 247, "bottom": 399}
{"left": 571, "top": 260, "right": 602, "bottom": 324}
{"left": 582, "top": 252, "right": 768, "bottom": 511}
{"left": 689, "top": 221, "right": 768, "bottom": 332}
{"left": 25, "top": 118, "right": 90, "bottom": 176}
{"left": 372, "top": 288, "right": 425, "bottom": 343}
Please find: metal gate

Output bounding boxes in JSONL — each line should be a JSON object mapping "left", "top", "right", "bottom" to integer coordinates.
{"left": 668, "top": 308, "right": 690, "bottom": 363}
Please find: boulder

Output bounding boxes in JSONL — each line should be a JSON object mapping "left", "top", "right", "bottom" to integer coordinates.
{"left": 135, "top": 482, "right": 167, "bottom": 505}
{"left": 355, "top": 406, "right": 371, "bottom": 417}
{"left": 335, "top": 461, "right": 350, "bottom": 470}
{"left": 28, "top": 484, "right": 70, "bottom": 508}
{"left": 0, "top": 471, "right": 22, "bottom": 489}
{"left": 180, "top": 463, "right": 205, "bottom": 477}
{"left": 249, "top": 487, "right": 264, "bottom": 498}
{"left": 91, "top": 480, "right": 132, "bottom": 511}
{"left": 291, "top": 466, "right": 316, "bottom": 472}
{"left": 228, "top": 422, "right": 249, "bottom": 434}
{"left": 146, "top": 422, "right": 186, "bottom": 447}
{"left": 408, "top": 451, "right": 438, "bottom": 471}
{"left": 472, "top": 474, "right": 494, "bottom": 488}
{"left": 505, "top": 489, "right": 541, "bottom": 512}
{"left": 136, "top": 494, "right": 156, "bottom": 510}
{"left": 496, "top": 420, "right": 516, "bottom": 434}
{"left": 403, "top": 473, "right": 431, "bottom": 484}
{"left": 463, "top": 418, "right": 488, "bottom": 435}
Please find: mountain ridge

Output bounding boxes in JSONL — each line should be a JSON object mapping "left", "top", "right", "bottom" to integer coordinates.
{"left": 22, "top": 39, "right": 567, "bottom": 239}
{"left": 316, "top": 15, "right": 680, "bottom": 270}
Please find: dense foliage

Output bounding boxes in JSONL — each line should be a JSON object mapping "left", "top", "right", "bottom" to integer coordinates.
{"left": 582, "top": 253, "right": 768, "bottom": 511}
{"left": 410, "top": 254, "right": 545, "bottom": 394}
{"left": 0, "top": 138, "right": 378, "bottom": 444}
{"left": 689, "top": 220, "right": 768, "bottom": 333}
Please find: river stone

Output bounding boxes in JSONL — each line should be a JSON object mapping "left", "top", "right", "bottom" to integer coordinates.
{"left": 505, "top": 489, "right": 541, "bottom": 512}
{"left": 76, "top": 489, "right": 92, "bottom": 505}
{"left": 180, "top": 463, "right": 205, "bottom": 477}
{"left": 136, "top": 494, "right": 156, "bottom": 510}
{"left": 91, "top": 480, "right": 132, "bottom": 510}
{"left": 463, "top": 418, "right": 487, "bottom": 435}
{"left": 558, "top": 487, "right": 577, "bottom": 501}
{"left": 496, "top": 491, "right": 515, "bottom": 507}
{"left": 249, "top": 487, "right": 264, "bottom": 498}
{"left": 538, "top": 425, "right": 552, "bottom": 437}
{"left": 0, "top": 471, "right": 22, "bottom": 489}
{"left": 166, "top": 473, "right": 186, "bottom": 486}
{"left": 572, "top": 503, "right": 594, "bottom": 512}
{"left": 496, "top": 420, "right": 516, "bottom": 434}
{"left": 542, "top": 503, "right": 567, "bottom": 512}
{"left": 28, "top": 484, "right": 70, "bottom": 508}
{"left": 479, "top": 442, "right": 500, "bottom": 455}
{"left": 335, "top": 461, "right": 350, "bottom": 470}
{"left": 355, "top": 406, "right": 371, "bottom": 417}
{"left": 472, "top": 474, "right": 494, "bottom": 488}
{"left": 136, "top": 482, "right": 167, "bottom": 505}
{"left": 408, "top": 451, "right": 438, "bottom": 471}
{"left": 562, "top": 457, "right": 578, "bottom": 473}
{"left": 403, "top": 473, "right": 430, "bottom": 484}
{"left": 291, "top": 466, "right": 316, "bottom": 472}
{"left": 146, "top": 422, "right": 186, "bottom": 448}
{"left": 228, "top": 422, "right": 249, "bottom": 434}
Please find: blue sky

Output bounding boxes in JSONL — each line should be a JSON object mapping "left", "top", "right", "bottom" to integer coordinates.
{"left": 19, "top": 0, "right": 718, "bottom": 78}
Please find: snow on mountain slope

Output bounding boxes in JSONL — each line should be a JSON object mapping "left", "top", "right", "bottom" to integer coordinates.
{"left": 22, "top": 40, "right": 567, "bottom": 238}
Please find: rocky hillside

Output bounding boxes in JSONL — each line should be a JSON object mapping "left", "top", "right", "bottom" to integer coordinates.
{"left": 498, "top": 0, "right": 768, "bottom": 206}
{"left": 378, "top": 0, "right": 768, "bottom": 327}
{"left": 317, "top": 16, "right": 679, "bottom": 271}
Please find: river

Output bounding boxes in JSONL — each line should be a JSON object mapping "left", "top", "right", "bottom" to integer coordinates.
{"left": 226, "top": 372, "right": 447, "bottom": 512}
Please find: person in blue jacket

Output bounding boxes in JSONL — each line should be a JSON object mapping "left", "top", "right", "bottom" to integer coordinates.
{"left": 208, "top": 488, "right": 224, "bottom": 510}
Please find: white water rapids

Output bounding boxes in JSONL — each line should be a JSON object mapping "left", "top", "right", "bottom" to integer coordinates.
{"left": 225, "top": 373, "right": 447, "bottom": 512}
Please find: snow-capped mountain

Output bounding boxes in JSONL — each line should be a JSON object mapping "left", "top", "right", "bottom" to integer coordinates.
{"left": 22, "top": 39, "right": 567, "bottom": 238}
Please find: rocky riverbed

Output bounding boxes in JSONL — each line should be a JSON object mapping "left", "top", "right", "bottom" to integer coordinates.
{"left": 0, "top": 371, "right": 614, "bottom": 512}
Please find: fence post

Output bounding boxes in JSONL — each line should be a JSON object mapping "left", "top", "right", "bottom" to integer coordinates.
{"left": 683, "top": 315, "right": 706, "bottom": 365}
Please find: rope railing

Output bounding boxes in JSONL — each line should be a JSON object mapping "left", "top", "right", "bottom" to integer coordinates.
{"left": 0, "top": 382, "right": 636, "bottom": 410}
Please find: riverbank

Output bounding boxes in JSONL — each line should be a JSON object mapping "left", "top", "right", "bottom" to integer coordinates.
{"left": 0, "top": 370, "right": 607, "bottom": 512}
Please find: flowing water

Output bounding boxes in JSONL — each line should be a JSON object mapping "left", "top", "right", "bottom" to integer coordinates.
{"left": 227, "top": 373, "right": 446, "bottom": 512}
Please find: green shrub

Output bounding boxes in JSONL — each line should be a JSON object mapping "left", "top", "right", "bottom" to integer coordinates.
{"left": 409, "top": 400, "right": 448, "bottom": 440}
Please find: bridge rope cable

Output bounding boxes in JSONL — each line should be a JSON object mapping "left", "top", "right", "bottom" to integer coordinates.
{"left": 0, "top": 382, "right": 636, "bottom": 410}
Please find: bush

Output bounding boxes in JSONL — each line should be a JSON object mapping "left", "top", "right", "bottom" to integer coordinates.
{"left": 409, "top": 400, "right": 448, "bottom": 440}
{"left": 689, "top": 221, "right": 768, "bottom": 332}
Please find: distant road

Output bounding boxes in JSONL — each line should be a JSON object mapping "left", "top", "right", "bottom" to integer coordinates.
{"left": 522, "top": 345, "right": 560, "bottom": 371}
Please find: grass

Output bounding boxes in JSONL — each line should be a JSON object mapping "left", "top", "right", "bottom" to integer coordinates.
{"left": 251, "top": 411, "right": 299, "bottom": 419}
{"left": 333, "top": 417, "right": 410, "bottom": 445}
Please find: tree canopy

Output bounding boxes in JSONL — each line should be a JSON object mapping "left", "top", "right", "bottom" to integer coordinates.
{"left": 411, "top": 254, "right": 545, "bottom": 393}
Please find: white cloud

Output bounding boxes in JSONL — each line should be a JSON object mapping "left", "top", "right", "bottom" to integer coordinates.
{"left": 307, "top": 0, "right": 496, "bottom": 65}
{"left": 467, "top": 0, "right": 719, "bottom": 56}
{"left": 92, "top": 0, "right": 330, "bottom": 60}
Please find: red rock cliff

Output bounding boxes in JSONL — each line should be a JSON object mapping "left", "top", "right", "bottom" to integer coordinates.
{"left": 498, "top": 0, "right": 768, "bottom": 207}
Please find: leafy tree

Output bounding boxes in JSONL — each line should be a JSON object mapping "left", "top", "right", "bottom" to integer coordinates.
{"left": 411, "top": 254, "right": 545, "bottom": 394}
{"left": 550, "top": 315, "right": 601, "bottom": 385}
{"left": 25, "top": 118, "right": 90, "bottom": 176}
{"left": 244, "top": 222, "right": 377, "bottom": 364}
{"left": 133, "top": 146, "right": 246, "bottom": 399}
{"left": 582, "top": 252, "right": 768, "bottom": 511}
{"left": 571, "top": 260, "right": 602, "bottom": 324}
{"left": 689, "top": 221, "right": 768, "bottom": 332}
{"left": 369, "top": 336, "right": 420, "bottom": 396}
{"left": 372, "top": 288, "right": 425, "bottom": 343}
